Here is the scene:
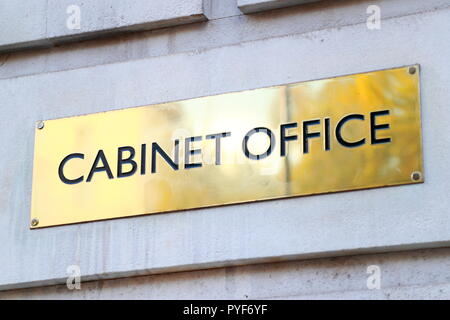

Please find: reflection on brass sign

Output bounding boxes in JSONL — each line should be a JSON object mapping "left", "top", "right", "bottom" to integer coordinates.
{"left": 30, "top": 66, "right": 423, "bottom": 228}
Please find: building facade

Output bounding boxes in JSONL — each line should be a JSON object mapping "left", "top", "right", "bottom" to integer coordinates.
{"left": 0, "top": 0, "right": 450, "bottom": 299}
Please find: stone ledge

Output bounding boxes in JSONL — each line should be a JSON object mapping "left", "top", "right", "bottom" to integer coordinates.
{"left": 0, "top": 0, "right": 210, "bottom": 53}
{"left": 238, "top": 0, "right": 323, "bottom": 14}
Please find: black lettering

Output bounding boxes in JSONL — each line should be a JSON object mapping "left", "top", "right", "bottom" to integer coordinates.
{"left": 185, "top": 136, "right": 202, "bottom": 169}
{"left": 303, "top": 119, "right": 321, "bottom": 154}
{"left": 280, "top": 123, "right": 298, "bottom": 157}
{"left": 117, "top": 146, "right": 137, "bottom": 178}
{"left": 86, "top": 150, "right": 114, "bottom": 182}
{"left": 242, "top": 127, "right": 275, "bottom": 160}
{"left": 152, "top": 141, "right": 179, "bottom": 173}
{"left": 141, "top": 144, "right": 146, "bottom": 175}
{"left": 58, "top": 153, "right": 84, "bottom": 184}
{"left": 370, "top": 110, "right": 391, "bottom": 144}
{"left": 335, "top": 114, "right": 366, "bottom": 148}
{"left": 205, "top": 132, "right": 231, "bottom": 165}
{"left": 324, "top": 117, "right": 331, "bottom": 151}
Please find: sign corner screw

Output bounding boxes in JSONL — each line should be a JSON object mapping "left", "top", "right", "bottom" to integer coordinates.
{"left": 31, "top": 218, "right": 39, "bottom": 227}
{"left": 37, "top": 121, "right": 44, "bottom": 130}
{"left": 411, "top": 171, "right": 422, "bottom": 182}
{"left": 408, "top": 67, "right": 416, "bottom": 75}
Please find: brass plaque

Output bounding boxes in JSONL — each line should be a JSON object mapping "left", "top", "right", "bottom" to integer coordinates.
{"left": 30, "top": 66, "right": 423, "bottom": 228}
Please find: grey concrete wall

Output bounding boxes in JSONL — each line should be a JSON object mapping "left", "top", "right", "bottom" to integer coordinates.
{"left": 2, "top": 0, "right": 449, "bottom": 80}
{"left": 0, "top": 0, "right": 450, "bottom": 296}
{"left": 0, "top": 0, "right": 210, "bottom": 53}
{"left": 2, "top": 247, "right": 450, "bottom": 299}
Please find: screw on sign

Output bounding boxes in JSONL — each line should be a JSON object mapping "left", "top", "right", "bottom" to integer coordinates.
{"left": 31, "top": 218, "right": 39, "bottom": 227}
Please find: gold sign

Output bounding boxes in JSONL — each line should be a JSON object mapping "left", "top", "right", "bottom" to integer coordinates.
{"left": 30, "top": 66, "right": 423, "bottom": 228}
